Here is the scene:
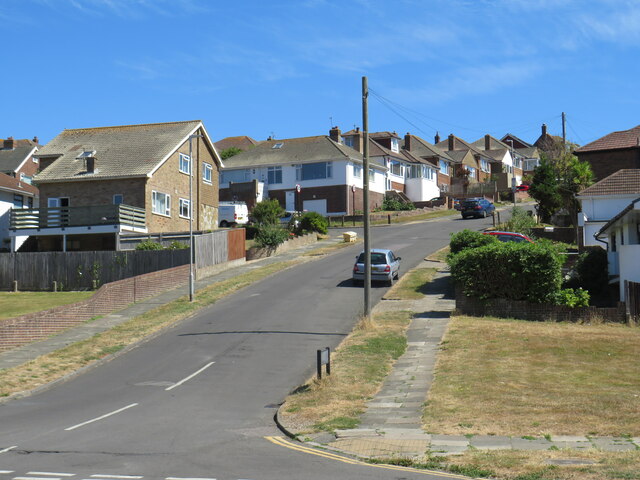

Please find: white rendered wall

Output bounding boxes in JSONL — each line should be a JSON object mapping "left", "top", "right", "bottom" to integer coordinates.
{"left": 618, "top": 245, "right": 640, "bottom": 301}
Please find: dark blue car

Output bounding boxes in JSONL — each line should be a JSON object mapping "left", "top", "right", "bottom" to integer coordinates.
{"left": 460, "top": 198, "right": 495, "bottom": 219}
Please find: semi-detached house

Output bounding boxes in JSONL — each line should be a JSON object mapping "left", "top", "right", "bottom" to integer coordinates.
{"left": 218, "top": 133, "right": 387, "bottom": 215}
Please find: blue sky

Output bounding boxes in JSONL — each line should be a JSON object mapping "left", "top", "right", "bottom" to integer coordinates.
{"left": 2, "top": 0, "right": 639, "bottom": 147}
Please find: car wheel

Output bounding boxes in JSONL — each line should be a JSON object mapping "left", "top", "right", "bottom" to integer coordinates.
{"left": 482, "top": 210, "right": 487, "bottom": 218}
{"left": 386, "top": 278, "right": 394, "bottom": 287}
{"left": 220, "top": 220, "right": 229, "bottom": 227}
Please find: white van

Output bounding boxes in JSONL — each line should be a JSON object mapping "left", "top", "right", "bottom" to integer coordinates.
{"left": 218, "top": 201, "right": 249, "bottom": 227}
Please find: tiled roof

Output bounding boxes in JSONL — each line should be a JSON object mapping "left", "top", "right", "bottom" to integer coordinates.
{"left": 515, "top": 146, "right": 539, "bottom": 158}
{"left": 34, "top": 121, "right": 213, "bottom": 183}
{"left": 575, "top": 125, "right": 640, "bottom": 153}
{"left": 369, "top": 131, "right": 401, "bottom": 139}
{"left": 0, "top": 172, "right": 38, "bottom": 196}
{"left": 220, "top": 135, "right": 380, "bottom": 169}
{"left": 501, "top": 133, "right": 533, "bottom": 148}
{"left": 435, "top": 135, "right": 492, "bottom": 161}
{"left": 214, "top": 135, "right": 261, "bottom": 152}
{"left": 0, "top": 139, "right": 38, "bottom": 173}
{"left": 578, "top": 169, "right": 640, "bottom": 196}
{"left": 401, "top": 134, "right": 456, "bottom": 163}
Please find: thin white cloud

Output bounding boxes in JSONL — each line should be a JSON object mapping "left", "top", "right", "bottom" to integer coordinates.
{"left": 576, "top": 3, "right": 640, "bottom": 44}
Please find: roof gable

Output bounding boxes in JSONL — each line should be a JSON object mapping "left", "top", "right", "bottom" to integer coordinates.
{"left": 575, "top": 125, "right": 640, "bottom": 153}
{"left": 0, "top": 140, "right": 38, "bottom": 174}
{"left": 578, "top": 169, "right": 640, "bottom": 196}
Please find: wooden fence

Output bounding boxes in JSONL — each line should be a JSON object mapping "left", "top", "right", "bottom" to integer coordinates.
{"left": 0, "top": 229, "right": 247, "bottom": 291}
{"left": 626, "top": 280, "right": 640, "bottom": 323}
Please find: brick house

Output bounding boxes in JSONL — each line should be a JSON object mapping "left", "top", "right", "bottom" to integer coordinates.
{"left": 574, "top": 125, "right": 640, "bottom": 181}
{"left": 399, "top": 133, "right": 450, "bottom": 199}
{"left": 501, "top": 133, "right": 540, "bottom": 178}
{"left": 471, "top": 134, "right": 522, "bottom": 187}
{"left": 219, "top": 131, "right": 387, "bottom": 215}
{"left": 10, "top": 121, "right": 222, "bottom": 252}
{"left": 577, "top": 169, "right": 640, "bottom": 248}
{"left": 0, "top": 136, "right": 41, "bottom": 185}
{"left": 533, "top": 123, "right": 565, "bottom": 158}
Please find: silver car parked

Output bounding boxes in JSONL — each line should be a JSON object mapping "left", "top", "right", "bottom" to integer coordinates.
{"left": 352, "top": 249, "right": 401, "bottom": 286}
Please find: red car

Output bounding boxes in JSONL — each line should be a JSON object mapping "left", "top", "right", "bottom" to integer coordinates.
{"left": 516, "top": 184, "right": 530, "bottom": 191}
{"left": 483, "top": 231, "right": 534, "bottom": 243}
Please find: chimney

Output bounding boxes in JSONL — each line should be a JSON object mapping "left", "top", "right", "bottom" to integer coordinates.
{"left": 3, "top": 136, "right": 15, "bottom": 149}
{"left": 448, "top": 134, "right": 455, "bottom": 151}
{"left": 353, "top": 130, "right": 364, "bottom": 154}
{"left": 434, "top": 132, "right": 440, "bottom": 144}
{"left": 32, "top": 136, "right": 39, "bottom": 144}
{"left": 485, "top": 134, "right": 491, "bottom": 151}
{"left": 329, "top": 126, "right": 341, "bottom": 143}
{"left": 267, "top": 135, "right": 273, "bottom": 141}
{"left": 86, "top": 156, "right": 96, "bottom": 173}
{"left": 404, "top": 133, "right": 411, "bottom": 151}
{"left": 541, "top": 123, "right": 547, "bottom": 137}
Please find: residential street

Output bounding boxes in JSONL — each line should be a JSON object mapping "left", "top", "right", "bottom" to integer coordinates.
{"left": 0, "top": 213, "right": 501, "bottom": 480}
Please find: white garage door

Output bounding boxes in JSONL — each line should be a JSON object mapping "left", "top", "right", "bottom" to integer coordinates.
{"left": 303, "top": 199, "right": 327, "bottom": 216}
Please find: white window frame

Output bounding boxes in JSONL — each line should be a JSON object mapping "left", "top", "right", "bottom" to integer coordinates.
{"left": 179, "top": 153, "right": 191, "bottom": 175}
{"left": 369, "top": 168, "right": 375, "bottom": 182}
{"left": 179, "top": 198, "right": 190, "bottom": 219}
{"left": 113, "top": 194, "right": 123, "bottom": 205}
{"left": 152, "top": 191, "right": 171, "bottom": 217}
{"left": 267, "top": 166, "right": 282, "bottom": 184}
{"left": 439, "top": 160, "right": 449, "bottom": 176}
{"left": 353, "top": 164, "right": 362, "bottom": 178}
{"left": 391, "top": 138, "right": 399, "bottom": 153}
{"left": 295, "top": 162, "right": 332, "bottom": 181}
{"left": 202, "top": 162, "right": 212, "bottom": 184}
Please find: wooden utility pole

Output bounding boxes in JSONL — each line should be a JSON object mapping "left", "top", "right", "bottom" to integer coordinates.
{"left": 562, "top": 112, "right": 566, "bottom": 148}
{"left": 362, "top": 76, "right": 371, "bottom": 317}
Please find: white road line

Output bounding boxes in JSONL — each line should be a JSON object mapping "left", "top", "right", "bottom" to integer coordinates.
{"left": 28, "top": 473, "right": 75, "bottom": 477}
{"left": 165, "top": 362, "right": 215, "bottom": 391}
{"left": 166, "top": 477, "right": 217, "bottom": 480}
{"left": 0, "top": 471, "right": 13, "bottom": 474}
{"left": 14, "top": 477, "right": 61, "bottom": 480}
{"left": 90, "top": 476, "right": 143, "bottom": 479}
{"left": 0, "top": 446, "right": 16, "bottom": 453}
{"left": 64, "top": 403, "right": 138, "bottom": 431}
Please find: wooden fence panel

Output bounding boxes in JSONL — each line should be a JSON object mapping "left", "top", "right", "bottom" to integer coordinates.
{"left": 227, "top": 229, "right": 246, "bottom": 261}
{"left": 195, "top": 230, "right": 229, "bottom": 269}
{"left": 627, "top": 280, "right": 640, "bottom": 323}
{"left": 0, "top": 254, "right": 15, "bottom": 290}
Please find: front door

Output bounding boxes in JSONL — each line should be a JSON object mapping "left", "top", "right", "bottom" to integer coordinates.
{"left": 286, "top": 191, "right": 295, "bottom": 211}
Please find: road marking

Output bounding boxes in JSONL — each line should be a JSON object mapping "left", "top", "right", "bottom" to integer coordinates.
{"left": 165, "top": 362, "right": 215, "bottom": 391}
{"left": 166, "top": 477, "right": 217, "bottom": 480}
{"left": 264, "top": 436, "right": 468, "bottom": 479}
{"left": 28, "top": 474, "right": 75, "bottom": 477}
{"left": 14, "top": 477, "right": 62, "bottom": 480}
{"left": 0, "top": 472, "right": 13, "bottom": 475}
{"left": 90, "top": 476, "right": 143, "bottom": 479}
{"left": 0, "top": 446, "right": 16, "bottom": 454}
{"left": 64, "top": 403, "right": 138, "bottom": 431}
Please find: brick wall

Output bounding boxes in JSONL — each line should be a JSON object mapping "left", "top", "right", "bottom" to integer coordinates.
{"left": 455, "top": 288, "right": 627, "bottom": 324}
{"left": 0, "top": 264, "right": 189, "bottom": 352}
{"left": 576, "top": 148, "right": 640, "bottom": 181}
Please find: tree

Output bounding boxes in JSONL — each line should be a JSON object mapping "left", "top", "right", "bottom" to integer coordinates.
{"left": 556, "top": 152, "right": 594, "bottom": 226}
{"left": 529, "top": 157, "right": 561, "bottom": 223}
{"left": 220, "top": 147, "right": 243, "bottom": 160}
{"left": 251, "top": 199, "right": 284, "bottom": 225}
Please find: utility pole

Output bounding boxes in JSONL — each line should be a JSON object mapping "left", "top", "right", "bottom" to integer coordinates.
{"left": 362, "top": 76, "right": 371, "bottom": 318}
{"left": 562, "top": 112, "right": 566, "bottom": 149}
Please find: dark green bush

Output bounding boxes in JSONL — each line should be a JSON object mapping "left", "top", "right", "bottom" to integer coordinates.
{"left": 244, "top": 224, "right": 260, "bottom": 240}
{"left": 251, "top": 199, "right": 284, "bottom": 225}
{"left": 448, "top": 229, "right": 498, "bottom": 256}
{"left": 574, "top": 247, "right": 609, "bottom": 295}
{"left": 382, "top": 196, "right": 416, "bottom": 211}
{"left": 255, "top": 224, "right": 290, "bottom": 248}
{"left": 299, "top": 211, "right": 328, "bottom": 234}
{"left": 449, "top": 241, "right": 563, "bottom": 303}
{"left": 167, "top": 240, "right": 189, "bottom": 250}
{"left": 136, "top": 240, "right": 163, "bottom": 250}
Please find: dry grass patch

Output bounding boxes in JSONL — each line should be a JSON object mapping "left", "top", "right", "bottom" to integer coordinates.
{"left": 424, "top": 315, "right": 640, "bottom": 436}
{"left": 384, "top": 268, "right": 436, "bottom": 300}
{"left": 0, "top": 260, "right": 300, "bottom": 398}
{"left": 0, "top": 291, "right": 95, "bottom": 320}
{"left": 280, "top": 310, "right": 413, "bottom": 434}
{"left": 439, "top": 449, "right": 640, "bottom": 480}
{"left": 426, "top": 246, "right": 450, "bottom": 263}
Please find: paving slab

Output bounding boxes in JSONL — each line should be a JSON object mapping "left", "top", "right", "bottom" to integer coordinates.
{"left": 590, "top": 437, "right": 637, "bottom": 451}
{"left": 511, "top": 437, "right": 554, "bottom": 450}
{"left": 469, "top": 436, "right": 512, "bottom": 450}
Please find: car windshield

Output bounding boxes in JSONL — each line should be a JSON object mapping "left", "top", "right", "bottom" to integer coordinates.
{"left": 462, "top": 200, "right": 479, "bottom": 207}
{"left": 357, "top": 253, "right": 388, "bottom": 265}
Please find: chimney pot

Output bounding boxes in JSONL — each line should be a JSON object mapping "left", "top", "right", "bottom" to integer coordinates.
{"left": 448, "top": 134, "right": 455, "bottom": 151}
{"left": 356, "top": 127, "right": 360, "bottom": 132}
{"left": 434, "top": 132, "right": 440, "bottom": 144}
{"left": 33, "top": 136, "right": 39, "bottom": 144}
{"left": 329, "top": 126, "right": 341, "bottom": 143}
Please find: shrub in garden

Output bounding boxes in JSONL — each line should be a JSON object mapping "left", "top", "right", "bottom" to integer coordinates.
{"left": 554, "top": 288, "right": 590, "bottom": 307}
{"left": 574, "top": 247, "right": 609, "bottom": 296}
{"left": 299, "top": 211, "right": 328, "bottom": 234}
{"left": 503, "top": 206, "right": 537, "bottom": 237}
{"left": 382, "top": 196, "right": 416, "bottom": 211}
{"left": 135, "top": 240, "right": 164, "bottom": 250}
{"left": 448, "top": 229, "right": 498, "bottom": 256}
{"left": 167, "top": 240, "right": 189, "bottom": 249}
{"left": 255, "top": 224, "right": 290, "bottom": 248}
{"left": 251, "top": 199, "right": 284, "bottom": 225}
{"left": 449, "top": 241, "right": 564, "bottom": 303}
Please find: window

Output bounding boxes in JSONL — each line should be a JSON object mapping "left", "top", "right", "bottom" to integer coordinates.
{"left": 390, "top": 161, "right": 402, "bottom": 176}
{"left": 353, "top": 164, "right": 362, "bottom": 178}
{"left": 369, "top": 168, "right": 375, "bottom": 182}
{"left": 113, "top": 194, "right": 123, "bottom": 205}
{"left": 344, "top": 137, "right": 354, "bottom": 148}
{"left": 439, "top": 160, "right": 449, "bottom": 175}
{"left": 152, "top": 191, "right": 171, "bottom": 216}
{"left": 220, "top": 169, "right": 250, "bottom": 184}
{"left": 409, "top": 165, "right": 421, "bottom": 179}
{"left": 391, "top": 138, "right": 399, "bottom": 153}
{"left": 179, "top": 153, "right": 191, "bottom": 175}
{"left": 467, "top": 166, "right": 476, "bottom": 179}
{"left": 13, "top": 194, "right": 23, "bottom": 208}
{"left": 48, "top": 197, "right": 69, "bottom": 208}
{"left": 179, "top": 198, "right": 190, "bottom": 219}
{"left": 295, "top": 162, "right": 332, "bottom": 181}
{"left": 28, "top": 196, "right": 33, "bottom": 208}
{"left": 267, "top": 166, "right": 282, "bottom": 184}
{"left": 272, "top": 142, "right": 284, "bottom": 149}
{"left": 480, "top": 158, "right": 490, "bottom": 173}
{"left": 203, "top": 163, "right": 213, "bottom": 184}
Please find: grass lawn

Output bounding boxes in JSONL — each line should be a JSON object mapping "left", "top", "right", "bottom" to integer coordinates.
{"left": 424, "top": 316, "right": 640, "bottom": 437}
{"left": 0, "top": 291, "right": 95, "bottom": 320}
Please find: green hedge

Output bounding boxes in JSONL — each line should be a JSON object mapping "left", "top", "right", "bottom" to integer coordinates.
{"left": 449, "top": 241, "right": 564, "bottom": 303}
{"left": 448, "top": 229, "right": 498, "bottom": 256}
{"left": 299, "top": 211, "right": 328, "bottom": 234}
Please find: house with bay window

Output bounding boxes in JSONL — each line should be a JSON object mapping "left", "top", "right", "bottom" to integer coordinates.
{"left": 471, "top": 134, "right": 521, "bottom": 188}
{"left": 400, "top": 133, "right": 450, "bottom": 198}
{"left": 10, "top": 120, "right": 222, "bottom": 251}
{"left": 218, "top": 131, "right": 387, "bottom": 215}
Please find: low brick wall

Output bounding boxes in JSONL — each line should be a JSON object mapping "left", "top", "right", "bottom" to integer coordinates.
{"left": 246, "top": 233, "right": 317, "bottom": 260}
{"left": 0, "top": 265, "right": 189, "bottom": 352}
{"left": 455, "top": 288, "right": 627, "bottom": 324}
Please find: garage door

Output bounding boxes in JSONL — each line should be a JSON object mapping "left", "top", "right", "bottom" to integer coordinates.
{"left": 303, "top": 199, "right": 327, "bottom": 216}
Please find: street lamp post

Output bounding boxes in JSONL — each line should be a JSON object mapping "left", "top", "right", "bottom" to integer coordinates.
{"left": 188, "top": 133, "right": 203, "bottom": 302}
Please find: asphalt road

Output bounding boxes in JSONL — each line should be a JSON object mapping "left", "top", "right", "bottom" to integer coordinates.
{"left": 0, "top": 212, "right": 505, "bottom": 480}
